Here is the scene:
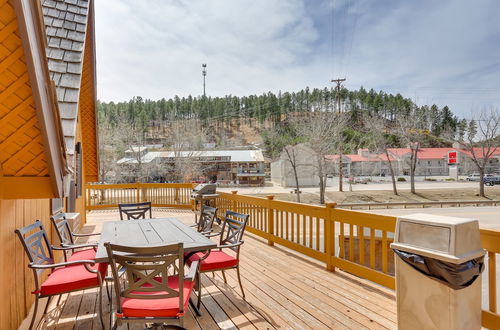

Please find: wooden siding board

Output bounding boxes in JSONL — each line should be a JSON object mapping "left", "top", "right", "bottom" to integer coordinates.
{"left": 0, "top": 198, "right": 51, "bottom": 329}
{"left": 79, "top": 15, "right": 98, "bottom": 183}
{"left": 0, "top": 0, "right": 70, "bottom": 199}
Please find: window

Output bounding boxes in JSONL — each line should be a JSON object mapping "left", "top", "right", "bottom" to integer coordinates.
{"left": 51, "top": 198, "right": 63, "bottom": 215}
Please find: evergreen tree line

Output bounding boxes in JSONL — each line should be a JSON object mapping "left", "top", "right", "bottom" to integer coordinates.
{"left": 97, "top": 86, "right": 465, "bottom": 145}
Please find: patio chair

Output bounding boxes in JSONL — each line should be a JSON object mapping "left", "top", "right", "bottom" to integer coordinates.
{"left": 118, "top": 201, "right": 152, "bottom": 220}
{"left": 50, "top": 213, "right": 115, "bottom": 300}
{"left": 50, "top": 213, "right": 100, "bottom": 262}
{"left": 105, "top": 242, "right": 199, "bottom": 329}
{"left": 187, "top": 210, "right": 249, "bottom": 309}
{"left": 15, "top": 220, "right": 106, "bottom": 329}
{"left": 190, "top": 205, "right": 218, "bottom": 236}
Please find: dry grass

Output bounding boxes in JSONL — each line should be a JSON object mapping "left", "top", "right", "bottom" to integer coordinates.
{"left": 252, "top": 187, "right": 500, "bottom": 205}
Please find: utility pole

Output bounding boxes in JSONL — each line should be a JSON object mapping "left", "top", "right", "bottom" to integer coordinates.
{"left": 331, "top": 78, "right": 346, "bottom": 192}
{"left": 202, "top": 64, "right": 207, "bottom": 97}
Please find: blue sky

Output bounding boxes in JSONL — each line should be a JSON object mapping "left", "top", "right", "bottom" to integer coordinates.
{"left": 95, "top": 0, "right": 500, "bottom": 118}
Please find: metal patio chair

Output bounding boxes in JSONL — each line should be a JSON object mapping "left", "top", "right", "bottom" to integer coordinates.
{"left": 15, "top": 220, "right": 106, "bottom": 329}
{"left": 118, "top": 201, "right": 153, "bottom": 220}
{"left": 50, "top": 213, "right": 100, "bottom": 262}
{"left": 187, "top": 210, "right": 249, "bottom": 309}
{"left": 190, "top": 205, "right": 218, "bottom": 236}
{"left": 105, "top": 242, "right": 199, "bottom": 329}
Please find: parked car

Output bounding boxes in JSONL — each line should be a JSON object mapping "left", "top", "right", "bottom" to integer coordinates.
{"left": 354, "top": 177, "right": 369, "bottom": 184}
{"left": 484, "top": 175, "right": 500, "bottom": 186}
{"left": 467, "top": 173, "right": 481, "bottom": 181}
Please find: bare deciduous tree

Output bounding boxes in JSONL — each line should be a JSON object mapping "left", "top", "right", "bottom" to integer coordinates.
{"left": 295, "top": 112, "right": 348, "bottom": 204}
{"left": 265, "top": 124, "right": 304, "bottom": 202}
{"left": 395, "top": 110, "right": 427, "bottom": 194}
{"left": 166, "top": 120, "right": 209, "bottom": 182}
{"left": 363, "top": 113, "right": 399, "bottom": 195}
{"left": 459, "top": 109, "right": 499, "bottom": 197}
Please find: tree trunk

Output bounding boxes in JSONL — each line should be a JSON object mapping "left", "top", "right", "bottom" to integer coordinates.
{"left": 338, "top": 156, "right": 343, "bottom": 192}
{"left": 385, "top": 149, "right": 398, "bottom": 195}
{"left": 410, "top": 150, "right": 417, "bottom": 194}
{"left": 292, "top": 164, "right": 301, "bottom": 203}
{"left": 284, "top": 148, "right": 301, "bottom": 203}
{"left": 319, "top": 176, "right": 325, "bottom": 204}
{"left": 479, "top": 170, "right": 485, "bottom": 197}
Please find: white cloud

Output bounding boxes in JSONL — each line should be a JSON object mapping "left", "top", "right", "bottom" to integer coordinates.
{"left": 95, "top": 0, "right": 500, "bottom": 117}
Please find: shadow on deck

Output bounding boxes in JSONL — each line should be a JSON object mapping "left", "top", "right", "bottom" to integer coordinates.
{"left": 38, "top": 208, "right": 396, "bottom": 329}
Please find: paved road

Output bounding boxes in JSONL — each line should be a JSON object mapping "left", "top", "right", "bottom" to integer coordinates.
{"left": 365, "top": 206, "right": 500, "bottom": 230}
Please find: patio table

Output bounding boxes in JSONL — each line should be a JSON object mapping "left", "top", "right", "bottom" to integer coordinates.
{"left": 94, "top": 217, "right": 216, "bottom": 262}
{"left": 94, "top": 217, "right": 216, "bottom": 316}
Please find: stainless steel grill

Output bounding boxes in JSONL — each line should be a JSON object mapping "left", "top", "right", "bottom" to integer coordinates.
{"left": 191, "top": 183, "right": 217, "bottom": 198}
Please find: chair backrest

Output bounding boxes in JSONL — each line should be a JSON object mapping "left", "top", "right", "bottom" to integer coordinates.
{"left": 197, "top": 205, "right": 217, "bottom": 233}
{"left": 14, "top": 220, "right": 54, "bottom": 276}
{"left": 118, "top": 202, "right": 152, "bottom": 220}
{"left": 219, "top": 211, "right": 249, "bottom": 252}
{"left": 50, "top": 213, "right": 75, "bottom": 246}
{"left": 105, "top": 242, "right": 185, "bottom": 315}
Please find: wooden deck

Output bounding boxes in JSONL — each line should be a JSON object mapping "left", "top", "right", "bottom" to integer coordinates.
{"left": 37, "top": 209, "right": 397, "bottom": 329}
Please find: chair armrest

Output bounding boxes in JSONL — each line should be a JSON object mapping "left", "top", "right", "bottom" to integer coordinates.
{"left": 53, "top": 243, "right": 98, "bottom": 250}
{"left": 206, "top": 232, "right": 221, "bottom": 238}
{"left": 218, "top": 241, "right": 244, "bottom": 249}
{"left": 185, "top": 260, "right": 199, "bottom": 281}
{"left": 28, "top": 259, "right": 96, "bottom": 269}
{"left": 72, "top": 232, "right": 101, "bottom": 237}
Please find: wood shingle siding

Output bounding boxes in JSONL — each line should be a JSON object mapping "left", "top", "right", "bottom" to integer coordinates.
{"left": 41, "top": 0, "right": 89, "bottom": 155}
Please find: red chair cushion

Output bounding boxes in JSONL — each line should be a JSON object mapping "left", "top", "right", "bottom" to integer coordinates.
{"left": 68, "top": 248, "right": 107, "bottom": 276}
{"left": 121, "top": 276, "right": 195, "bottom": 318}
{"left": 40, "top": 262, "right": 107, "bottom": 296}
{"left": 68, "top": 248, "right": 96, "bottom": 261}
{"left": 188, "top": 250, "right": 238, "bottom": 272}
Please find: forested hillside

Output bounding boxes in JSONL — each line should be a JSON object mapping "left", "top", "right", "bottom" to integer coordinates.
{"left": 97, "top": 86, "right": 466, "bottom": 154}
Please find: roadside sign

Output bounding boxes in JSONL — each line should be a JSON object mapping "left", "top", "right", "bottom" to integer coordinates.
{"left": 448, "top": 151, "right": 457, "bottom": 164}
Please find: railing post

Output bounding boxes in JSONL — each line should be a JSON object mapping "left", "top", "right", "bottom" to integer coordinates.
{"left": 175, "top": 188, "right": 179, "bottom": 204}
{"left": 325, "top": 202, "right": 337, "bottom": 272}
{"left": 231, "top": 191, "right": 238, "bottom": 212}
{"left": 266, "top": 195, "right": 275, "bottom": 246}
{"left": 86, "top": 184, "right": 90, "bottom": 209}
{"left": 136, "top": 183, "right": 141, "bottom": 203}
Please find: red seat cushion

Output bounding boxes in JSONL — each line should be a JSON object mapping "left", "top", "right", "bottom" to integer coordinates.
{"left": 68, "top": 248, "right": 107, "bottom": 276}
{"left": 68, "top": 248, "right": 96, "bottom": 261}
{"left": 121, "top": 276, "right": 195, "bottom": 318}
{"left": 188, "top": 250, "right": 238, "bottom": 272}
{"left": 40, "top": 261, "right": 107, "bottom": 296}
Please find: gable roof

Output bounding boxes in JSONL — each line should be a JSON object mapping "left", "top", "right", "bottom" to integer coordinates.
{"left": 0, "top": 0, "right": 67, "bottom": 198}
{"left": 416, "top": 148, "right": 453, "bottom": 160}
{"left": 41, "top": 0, "right": 90, "bottom": 154}
{"left": 118, "top": 149, "right": 266, "bottom": 165}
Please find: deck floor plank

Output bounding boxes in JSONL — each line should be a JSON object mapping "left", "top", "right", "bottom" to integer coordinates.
{"left": 35, "top": 209, "right": 396, "bottom": 330}
{"left": 200, "top": 275, "right": 261, "bottom": 329}
{"left": 239, "top": 247, "right": 372, "bottom": 329}
{"left": 243, "top": 243, "right": 396, "bottom": 328}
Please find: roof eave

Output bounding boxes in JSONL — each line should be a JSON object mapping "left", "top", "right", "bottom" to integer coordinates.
{"left": 13, "top": 0, "right": 67, "bottom": 197}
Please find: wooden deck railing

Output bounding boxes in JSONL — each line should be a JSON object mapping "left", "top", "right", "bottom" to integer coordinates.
{"left": 216, "top": 191, "right": 500, "bottom": 328}
{"left": 82, "top": 184, "right": 500, "bottom": 327}
{"left": 85, "top": 183, "right": 195, "bottom": 209}
{"left": 216, "top": 191, "right": 397, "bottom": 289}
